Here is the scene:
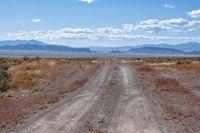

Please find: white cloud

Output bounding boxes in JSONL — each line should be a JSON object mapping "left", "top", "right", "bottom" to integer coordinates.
{"left": 32, "top": 18, "right": 41, "bottom": 23}
{"left": 5, "top": 17, "right": 200, "bottom": 46}
{"left": 140, "top": 19, "right": 159, "bottom": 25}
{"left": 188, "top": 9, "right": 200, "bottom": 18}
{"left": 135, "top": 18, "right": 187, "bottom": 33}
{"left": 6, "top": 29, "right": 200, "bottom": 46}
{"left": 97, "top": 27, "right": 123, "bottom": 34}
{"left": 159, "top": 18, "right": 188, "bottom": 26}
{"left": 59, "top": 28, "right": 93, "bottom": 33}
{"left": 123, "top": 24, "right": 135, "bottom": 32}
{"left": 186, "top": 21, "right": 200, "bottom": 31}
{"left": 80, "top": 0, "right": 96, "bottom": 4}
{"left": 6, "top": 25, "right": 200, "bottom": 43}
{"left": 164, "top": 4, "right": 174, "bottom": 9}
{"left": 135, "top": 25, "right": 174, "bottom": 33}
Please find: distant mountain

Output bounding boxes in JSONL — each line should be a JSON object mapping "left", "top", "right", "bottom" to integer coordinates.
{"left": 90, "top": 46, "right": 133, "bottom": 52}
{"left": 1, "top": 40, "right": 200, "bottom": 54}
{"left": 110, "top": 50, "right": 122, "bottom": 53}
{"left": 136, "top": 42, "right": 200, "bottom": 52}
{"left": 186, "top": 50, "right": 200, "bottom": 55}
{"left": 91, "top": 42, "right": 200, "bottom": 52}
{"left": 128, "top": 47, "right": 184, "bottom": 54}
{"left": 0, "top": 40, "right": 91, "bottom": 52}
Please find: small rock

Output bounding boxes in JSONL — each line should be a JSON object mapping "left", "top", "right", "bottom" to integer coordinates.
{"left": 97, "top": 120, "right": 103, "bottom": 124}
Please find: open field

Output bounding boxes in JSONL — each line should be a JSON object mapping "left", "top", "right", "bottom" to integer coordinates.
{"left": 0, "top": 57, "right": 199, "bottom": 133}
{"left": 0, "top": 57, "right": 101, "bottom": 130}
{"left": 133, "top": 57, "right": 200, "bottom": 132}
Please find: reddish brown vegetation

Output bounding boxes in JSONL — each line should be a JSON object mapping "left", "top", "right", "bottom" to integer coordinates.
{"left": 171, "top": 64, "right": 200, "bottom": 74}
{"left": 138, "top": 65, "right": 154, "bottom": 72}
{"left": 134, "top": 58, "right": 200, "bottom": 132}
{"left": 0, "top": 59, "right": 101, "bottom": 128}
{"left": 154, "top": 78, "right": 189, "bottom": 93}
{"left": 9, "top": 60, "right": 68, "bottom": 90}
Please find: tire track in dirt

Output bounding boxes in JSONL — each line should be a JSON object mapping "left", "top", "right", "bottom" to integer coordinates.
{"left": 11, "top": 63, "right": 111, "bottom": 133}
{"left": 11, "top": 63, "right": 163, "bottom": 133}
{"left": 108, "top": 65, "right": 161, "bottom": 133}
{"left": 68, "top": 64, "right": 121, "bottom": 133}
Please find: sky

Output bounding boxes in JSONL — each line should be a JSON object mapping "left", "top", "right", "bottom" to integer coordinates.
{"left": 0, "top": 0, "right": 200, "bottom": 47}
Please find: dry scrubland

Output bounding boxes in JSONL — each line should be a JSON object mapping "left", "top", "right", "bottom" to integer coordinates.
{"left": 133, "top": 57, "right": 200, "bottom": 132}
{"left": 1, "top": 57, "right": 200, "bottom": 132}
{"left": 0, "top": 57, "right": 101, "bottom": 128}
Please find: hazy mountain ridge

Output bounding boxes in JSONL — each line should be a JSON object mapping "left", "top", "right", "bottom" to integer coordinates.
{"left": 137, "top": 42, "right": 200, "bottom": 52}
{"left": 0, "top": 40, "right": 200, "bottom": 55}
{"left": 0, "top": 40, "right": 91, "bottom": 52}
{"left": 91, "top": 42, "right": 200, "bottom": 53}
{"left": 128, "top": 47, "right": 184, "bottom": 54}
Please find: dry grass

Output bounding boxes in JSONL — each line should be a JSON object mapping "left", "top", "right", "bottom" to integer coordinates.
{"left": 171, "top": 64, "right": 200, "bottom": 74}
{"left": 153, "top": 78, "right": 189, "bottom": 93}
{"left": 8, "top": 60, "right": 60, "bottom": 90}
{"left": 137, "top": 57, "right": 200, "bottom": 74}
{"left": 133, "top": 61, "right": 154, "bottom": 73}
{"left": 138, "top": 65, "right": 154, "bottom": 72}
{"left": 134, "top": 59, "right": 200, "bottom": 131}
{"left": 0, "top": 58, "right": 101, "bottom": 127}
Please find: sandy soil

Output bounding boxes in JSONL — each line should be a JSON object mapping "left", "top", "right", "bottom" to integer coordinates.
{"left": 134, "top": 61, "right": 200, "bottom": 133}
{"left": 1, "top": 62, "right": 169, "bottom": 133}
{"left": 3, "top": 59, "right": 198, "bottom": 133}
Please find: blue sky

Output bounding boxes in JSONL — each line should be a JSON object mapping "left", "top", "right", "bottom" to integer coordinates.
{"left": 0, "top": 0, "right": 200, "bottom": 47}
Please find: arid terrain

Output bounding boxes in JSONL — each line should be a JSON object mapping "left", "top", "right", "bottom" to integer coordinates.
{"left": 0, "top": 57, "right": 200, "bottom": 133}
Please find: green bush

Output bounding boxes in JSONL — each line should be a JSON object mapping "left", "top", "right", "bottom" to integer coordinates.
{"left": 0, "top": 69, "right": 11, "bottom": 92}
{"left": 0, "top": 91, "right": 4, "bottom": 99}
{"left": 176, "top": 61, "right": 183, "bottom": 65}
{"left": 23, "top": 56, "right": 30, "bottom": 61}
{"left": 35, "top": 56, "right": 41, "bottom": 61}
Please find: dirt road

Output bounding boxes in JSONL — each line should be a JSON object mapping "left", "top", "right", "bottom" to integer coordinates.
{"left": 10, "top": 63, "right": 163, "bottom": 133}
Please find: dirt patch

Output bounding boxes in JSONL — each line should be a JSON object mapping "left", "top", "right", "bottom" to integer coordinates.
{"left": 133, "top": 59, "right": 200, "bottom": 133}
{"left": 0, "top": 58, "right": 101, "bottom": 128}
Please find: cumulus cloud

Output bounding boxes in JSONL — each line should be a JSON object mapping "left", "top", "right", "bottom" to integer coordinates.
{"left": 5, "top": 17, "right": 200, "bottom": 45}
{"left": 164, "top": 4, "right": 174, "bottom": 9}
{"left": 123, "top": 24, "right": 135, "bottom": 32}
{"left": 6, "top": 25, "right": 200, "bottom": 43}
{"left": 80, "top": 0, "right": 97, "bottom": 4}
{"left": 135, "top": 18, "right": 187, "bottom": 33}
{"left": 159, "top": 18, "right": 188, "bottom": 26}
{"left": 188, "top": 9, "right": 200, "bottom": 18}
{"left": 32, "top": 18, "right": 41, "bottom": 23}
{"left": 6, "top": 29, "right": 200, "bottom": 45}
{"left": 97, "top": 27, "right": 123, "bottom": 34}
{"left": 186, "top": 21, "right": 200, "bottom": 31}
{"left": 59, "top": 28, "right": 93, "bottom": 33}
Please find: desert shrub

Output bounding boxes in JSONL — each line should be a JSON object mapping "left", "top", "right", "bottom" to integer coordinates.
{"left": 154, "top": 78, "right": 188, "bottom": 93}
{"left": 23, "top": 56, "right": 30, "bottom": 62}
{"left": 176, "top": 60, "right": 192, "bottom": 65}
{"left": 0, "top": 69, "right": 11, "bottom": 92}
{"left": 139, "top": 65, "right": 154, "bottom": 72}
{"left": 176, "top": 61, "right": 183, "bottom": 65}
{"left": 0, "top": 91, "right": 4, "bottom": 99}
{"left": 0, "top": 64, "right": 9, "bottom": 70}
{"left": 35, "top": 56, "right": 41, "bottom": 61}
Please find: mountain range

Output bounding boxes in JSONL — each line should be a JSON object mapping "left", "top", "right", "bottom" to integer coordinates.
{"left": 128, "top": 47, "right": 184, "bottom": 54}
{"left": 0, "top": 40, "right": 200, "bottom": 55}
{"left": 91, "top": 42, "right": 200, "bottom": 52}
{"left": 0, "top": 40, "right": 91, "bottom": 52}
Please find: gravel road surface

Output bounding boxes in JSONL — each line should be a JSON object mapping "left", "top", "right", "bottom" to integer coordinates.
{"left": 11, "top": 63, "right": 163, "bottom": 133}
